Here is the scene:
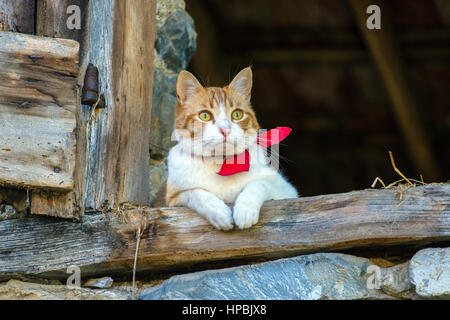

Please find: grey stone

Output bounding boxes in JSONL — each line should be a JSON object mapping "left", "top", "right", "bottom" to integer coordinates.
{"left": 156, "top": 0, "right": 186, "bottom": 24}
{"left": 149, "top": 157, "right": 168, "bottom": 204}
{"left": 151, "top": 2, "right": 197, "bottom": 158}
{"left": 155, "top": 8, "right": 197, "bottom": 73}
{"left": 149, "top": 0, "right": 197, "bottom": 197}
{"left": 140, "top": 253, "right": 392, "bottom": 300}
{"left": 150, "top": 54, "right": 178, "bottom": 159}
{"left": 0, "top": 204, "right": 19, "bottom": 221}
{"left": 409, "top": 248, "right": 450, "bottom": 299}
{"left": 83, "top": 277, "right": 114, "bottom": 289}
{"left": 378, "top": 262, "right": 415, "bottom": 299}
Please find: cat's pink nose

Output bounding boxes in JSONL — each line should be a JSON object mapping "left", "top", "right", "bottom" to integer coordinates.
{"left": 220, "top": 128, "right": 231, "bottom": 138}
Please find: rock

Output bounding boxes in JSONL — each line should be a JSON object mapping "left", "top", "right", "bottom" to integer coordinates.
{"left": 150, "top": 54, "right": 178, "bottom": 159}
{"left": 0, "top": 280, "right": 131, "bottom": 300}
{"left": 156, "top": 0, "right": 186, "bottom": 25}
{"left": 140, "top": 253, "right": 393, "bottom": 300}
{"left": 0, "top": 204, "right": 27, "bottom": 221}
{"left": 409, "top": 248, "right": 450, "bottom": 299}
{"left": 378, "top": 262, "right": 415, "bottom": 299}
{"left": 149, "top": 157, "right": 168, "bottom": 204}
{"left": 151, "top": 1, "right": 197, "bottom": 158}
{"left": 83, "top": 277, "right": 114, "bottom": 289}
{"left": 0, "top": 204, "right": 18, "bottom": 221}
{"left": 149, "top": 0, "right": 197, "bottom": 200}
{"left": 155, "top": 8, "right": 196, "bottom": 72}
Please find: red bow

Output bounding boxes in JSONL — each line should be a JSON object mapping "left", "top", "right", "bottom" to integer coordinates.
{"left": 217, "top": 127, "right": 292, "bottom": 176}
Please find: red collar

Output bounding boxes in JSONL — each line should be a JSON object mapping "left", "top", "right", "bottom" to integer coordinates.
{"left": 217, "top": 127, "right": 292, "bottom": 176}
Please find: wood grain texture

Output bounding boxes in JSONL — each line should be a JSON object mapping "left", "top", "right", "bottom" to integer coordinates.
{"left": 0, "top": 0, "right": 35, "bottom": 215}
{"left": 0, "top": 31, "right": 79, "bottom": 192}
{"left": 83, "top": 0, "right": 155, "bottom": 210}
{"left": 0, "top": 0, "right": 36, "bottom": 215}
{"left": 32, "top": 1, "right": 88, "bottom": 219}
{"left": 0, "top": 184, "right": 448, "bottom": 280}
{"left": 36, "top": 0, "right": 89, "bottom": 55}
{"left": 0, "top": 0, "right": 35, "bottom": 34}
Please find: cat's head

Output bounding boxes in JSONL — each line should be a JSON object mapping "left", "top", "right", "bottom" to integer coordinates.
{"left": 174, "top": 67, "right": 259, "bottom": 158}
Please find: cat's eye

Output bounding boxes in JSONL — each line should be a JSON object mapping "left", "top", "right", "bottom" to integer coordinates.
{"left": 199, "top": 111, "right": 212, "bottom": 122}
{"left": 231, "top": 109, "right": 244, "bottom": 120}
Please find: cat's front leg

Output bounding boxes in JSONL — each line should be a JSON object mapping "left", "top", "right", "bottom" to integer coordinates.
{"left": 233, "top": 177, "right": 298, "bottom": 229}
{"left": 233, "top": 181, "right": 270, "bottom": 230}
{"left": 178, "top": 189, "right": 234, "bottom": 231}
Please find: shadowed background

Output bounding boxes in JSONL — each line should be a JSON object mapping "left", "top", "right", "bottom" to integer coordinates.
{"left": 185, "top": 0, "right": 450, "bottom": 196}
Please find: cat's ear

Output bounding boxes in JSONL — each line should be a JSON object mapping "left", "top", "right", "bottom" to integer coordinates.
{"left": 229, "top": 67, "right": 253, "bottom": 100}
{"left": 176, "top": 70, "right": 203, "bottom": 104}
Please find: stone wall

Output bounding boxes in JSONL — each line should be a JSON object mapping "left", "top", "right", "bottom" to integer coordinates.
{"left": 1, "top": 248, "right": 448, "bottom": 300}
{"left": 149, "top": 0, "right": 197, "bottom": 204}
{"left": 139, "top": 248, "right": 450, "bottom": 300}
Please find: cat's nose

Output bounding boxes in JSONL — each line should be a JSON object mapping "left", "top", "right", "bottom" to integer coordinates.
{"left": 220, "top": 128, "right": 231, "bottom": 138}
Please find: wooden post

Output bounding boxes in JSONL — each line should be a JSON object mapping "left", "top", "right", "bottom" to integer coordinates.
{"left": 83, "top": 0, "right": 156, "bottom": 210}
{"left": 0, "top": 0, "right": 35, "bottom": 34}
{"left": 36, "top": 0, "right": 88, "bottom": 45}
{"left": 349, "top": 0, "right": 441, "bottom": 181}
{"left": 1, "top": 1, "right": 155, "bottom": 217}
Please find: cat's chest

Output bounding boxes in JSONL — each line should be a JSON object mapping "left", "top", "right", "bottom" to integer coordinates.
{"left": 168, "top": 146, "right": 267, "bottom": 202}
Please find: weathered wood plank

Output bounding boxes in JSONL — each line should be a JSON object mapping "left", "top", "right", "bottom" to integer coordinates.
{"left": 0, "top": 184, "right": 448, "bottom": 280}
{"left": 0, "top": 0, "right": 36, "bottom": 216}
{"left": 32, "top": 1, "right": 88, "bottom": 219}
{"left": 36, "top": 0, "right": 89, "bottom": 46}
{"left": 0, "top": 0, "right": 35, "bottom": 34}
{"left": 31, "top": 190, "right": 78, "bottom": 220}
{"left": 0, "top": 31, "right": 79, "bottom": 192}
{"left": 83, "top": 0, "right": 155, "bottom": 210}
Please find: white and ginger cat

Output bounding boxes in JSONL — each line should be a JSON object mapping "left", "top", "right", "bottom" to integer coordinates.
{"left": 166, "top": 67, "right": 298, "bottom": 230}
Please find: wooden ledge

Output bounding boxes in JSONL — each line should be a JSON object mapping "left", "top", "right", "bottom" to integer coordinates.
{"left": 0, "top": 184, "right": 449, "bottom": 280}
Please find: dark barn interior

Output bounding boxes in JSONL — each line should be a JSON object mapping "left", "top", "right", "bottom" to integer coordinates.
{"left": 0, "top": 0, "right": 449, "bottom": 300}
{"left": 185, "top": 0, "right": 450, "bottom": 196}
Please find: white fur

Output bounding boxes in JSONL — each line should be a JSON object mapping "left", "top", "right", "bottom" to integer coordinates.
{"left": 167, "top": 141, "right": 298, "bottom": 230}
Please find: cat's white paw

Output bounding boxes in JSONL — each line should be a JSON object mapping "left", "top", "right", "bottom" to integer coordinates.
{"left": 203, "top": 201, "right": 234, "bottom": 231}
{"left": 233, "top": 200, "right": 261, "bottom": 230}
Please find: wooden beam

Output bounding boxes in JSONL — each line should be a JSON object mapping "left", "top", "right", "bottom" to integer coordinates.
{"left": 222, "top": 28, "right": 450, "bottom": 51}
{"left": 229, "top": 49, "right": 368, "bottom": 64}
{"left": 0, "top": 184, "right": 448, "bottom": 280}
{"left": 83, "top": 0, "right": 155, "bottom": 210}
{"left": 227, "top": 47, "right": 450, "bottom": 64}
{"left": 349, "top": 0, "right": 441, "bottom": 181}
{"left": 434, "top": 0, "right": 450, "bottom": 26}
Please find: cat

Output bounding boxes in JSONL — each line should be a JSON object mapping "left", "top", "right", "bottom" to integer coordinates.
{"left": 166, "top": 67, "right": 298, "bottom": 230}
